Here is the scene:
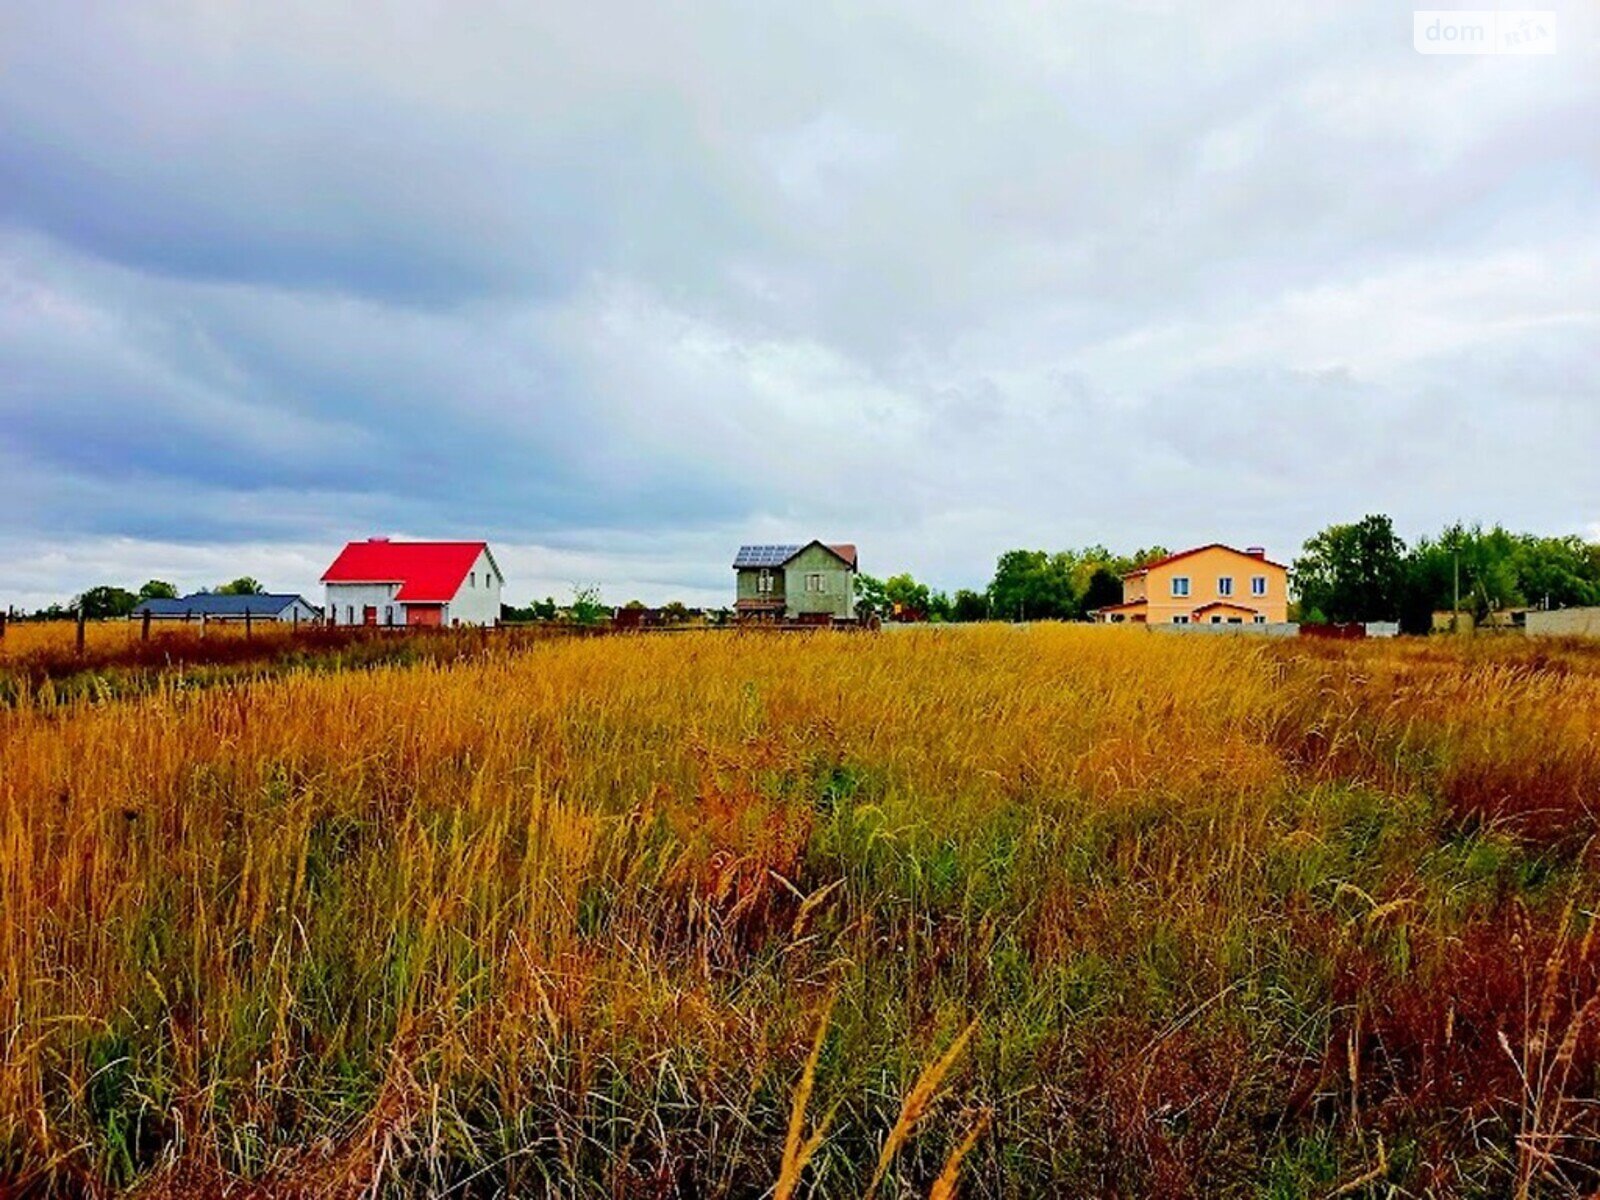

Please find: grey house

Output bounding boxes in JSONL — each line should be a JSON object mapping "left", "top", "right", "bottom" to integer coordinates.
{"left": 132, "top": 593, "right": 323, "bottom": 622}
{"left": 733, "top": 542, "right": 858, "bottom": 621}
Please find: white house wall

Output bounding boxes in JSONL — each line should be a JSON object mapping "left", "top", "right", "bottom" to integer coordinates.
{"left": 447, "top": 548, "right": 503, "bottom": 625}
{"left": 325, "top": 582, "right": 403, "bottom": 625}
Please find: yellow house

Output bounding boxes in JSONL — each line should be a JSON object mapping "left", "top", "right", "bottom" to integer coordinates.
{"left": 1095, "top": 544, "right": 1289, "bottom": 626}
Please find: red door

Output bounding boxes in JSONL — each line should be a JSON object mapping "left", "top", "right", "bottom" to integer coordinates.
{"left": 406, "top": 604, "right": 443, "bottom": 627}
{"left": 362, "top": 606, "right": 378, "bottom": 627}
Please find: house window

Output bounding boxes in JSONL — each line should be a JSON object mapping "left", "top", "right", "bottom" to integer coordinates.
{"left": 346, "top": 605, "right": 354, "bottom": 624}
{"left": 806, "top": 573, "right": 826, "bottom": 593}
{"left": 758, "top": 569, "right": 774, "bottom": 594}
{"left": 1218, "top": 576, "right": 1233, "bottom": 597}
{"left": 1211, "top": 615, "right": 1223, "bottom": 624}
{"left": 1173, "top": 615, "right": 1190, "bottom": 625}
{"left": 470, "top": 573, "right": 476, "bottom": 588}
{"left": 1171, "top": 576, "right": 1190, "bottom": 597}
{"left": 1254, "top": 614, "right": 1267, "bottom": 624}
{"left": 1252, "top": 576, "right": 1267, "bottom": 596}
{"left": 385, "top": 605, "right": 393, "bottom": 625}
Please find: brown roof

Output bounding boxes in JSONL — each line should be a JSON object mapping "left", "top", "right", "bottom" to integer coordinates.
{"left": 1094, "top": 597, "right": 1148, "bottom": 613}
{"left": 1190, "top": 601, "right": 1263, "bottom": 615}
{"left": 827, "top": 543, "right": 858, "bottom": 569}
{"left": 1124, "top": 543, "right": 1286, "bottom": 579}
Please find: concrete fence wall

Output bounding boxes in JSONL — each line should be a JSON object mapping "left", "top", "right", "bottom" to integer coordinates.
{"left": 1151, "top": 622, "right": 1300, "bottom": 637}
{"left": 1526, "top": 607, "right": 1600, "bottom": 638}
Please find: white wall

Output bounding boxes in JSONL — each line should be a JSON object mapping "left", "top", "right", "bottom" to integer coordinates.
{"left": 325, "top": 582, "right": 403, "bottom": 625}
{"left": 445, "top": 547, "right": 503, "bottom": 625}
{"left": 1527, "top": 607, "right": 1600, "bottom": 637}
{"left": 278, "top": 598, "right": 323, "bottom": 622}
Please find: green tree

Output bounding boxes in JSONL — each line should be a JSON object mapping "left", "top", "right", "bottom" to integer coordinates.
{"left": 1510, "top": 534, "right": 1600, "bottom": 610}
{"left": 1291, "top": 515, "right": 1408, "bottom": 623}
{"left": 570, "top": 584, "right": 607, "bottom": 626}
{"left": 988, "top": 550, "right": 1074, "bottom": 621}
{"left": 854, "top": 573, "right": 889, "bottom": 618}
{"left": 1080, "top": 566, "right": 1125, "bottom": 615}
{"left": 138, "top": 579, "right": 178, "bottom": 601}
{"left": 74, "top": 585, "right": 139, "bottom": 619}
{"left": 950, "top": 589, "right": 988, "bottom": 622}
{"left": 883, "top": 572, "right": 932, "bottom": 620}
{"left": 216, "top": 577, "right": 264, "bottom": 595}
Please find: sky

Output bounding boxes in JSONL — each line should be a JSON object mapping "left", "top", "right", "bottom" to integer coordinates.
{"left": 1, "top": 3, "right": 1597, "bottom": 610}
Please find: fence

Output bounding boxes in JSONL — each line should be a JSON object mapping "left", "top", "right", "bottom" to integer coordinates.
{"left": 1525, "top": 607, "right": 1600, "bottom": 638}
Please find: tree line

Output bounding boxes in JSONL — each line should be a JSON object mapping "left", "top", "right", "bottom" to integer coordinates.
{"left": 854, "top": 516, "right": 1600, "bottom": 630}
{"left": 17, "top": 578, "right": 267, "bottom": 621}
{"left": 1290, "top": 515, "right": 1600, "bottom": 632}
{"left": 854, "top": 546, "right": 1173, "bottom": 622}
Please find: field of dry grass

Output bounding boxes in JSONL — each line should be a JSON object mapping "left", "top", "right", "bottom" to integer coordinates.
{"left": 5, "top": 626, "right": 1600, "bottom": 1197}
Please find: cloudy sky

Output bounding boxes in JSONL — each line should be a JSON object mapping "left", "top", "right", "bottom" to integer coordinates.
{"left": 1, "top": 4, "right": 1596, "bottom": 608}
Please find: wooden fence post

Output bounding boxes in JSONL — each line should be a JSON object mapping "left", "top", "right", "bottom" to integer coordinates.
{"left": 0, "top": 610, "right": 6, "bottom": 642}
{"left": 142, "top": 610, "right": 151, "bottom": 642}
{"left": 245, "top": 609, "right": 253, "bottom": 640}
{"left": 76, "top": 607, "right": 87, "bottom": 655}
{"left": 200, "top": 613, "right": 208, "bottom": 639}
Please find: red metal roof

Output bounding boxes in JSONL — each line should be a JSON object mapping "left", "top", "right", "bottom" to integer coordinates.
{"left": 1123, "top": 543, "right": 1286, "bottom": 579}
{"left": 321, "top": 539, "right": 492, "bottom": 602}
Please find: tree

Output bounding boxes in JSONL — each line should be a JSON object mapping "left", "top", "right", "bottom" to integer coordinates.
{"left": 138, "top": 580, "right": 178, "bottom": 601}
{"left": 661, "top": 600, "right": 691, "bottom": 624}
{"left": 216, "top": 577, "right": 264, "bottom": 595}
{"left": 570, "top": 583, "right": 606, "bottom": 626}
{"left": 1291, "top": 515, "right": 1407, "bottom": 623}
{"left": 988, "top": 550, "right": 1074, "bottom": 621}
{"left": 1510, "top": 534, "right": 1600, "bottom": 610}
{"left": 532, "top": 596, "right": 559, "bottom": 621}
{"left": 883, "top": 573, "right": 932, "bottom": 621}
{"left": 854, "top": 573, "right": 889, "bottom": 619}
{"left": 74, "top": 585, "right": 139, "bottom": 619}
{"left": 950, "top": 589, "right": 988, "bottom": 622}
{"left": 1080, "top": 566, "right": 1125, "bottom": 615}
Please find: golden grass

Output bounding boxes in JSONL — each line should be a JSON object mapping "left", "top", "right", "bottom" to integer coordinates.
{"left": 4, "top": 625, "right": 1600, "bottom": 1196}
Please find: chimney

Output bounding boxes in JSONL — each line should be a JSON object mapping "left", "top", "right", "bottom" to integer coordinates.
{"left": 1246, "top": 546, "right": 1266, "bottom": 558}
{"left": 368, "top": 536, "right": 391, "bottom": 543}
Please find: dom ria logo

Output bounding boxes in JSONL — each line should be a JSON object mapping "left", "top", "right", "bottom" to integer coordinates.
{"left": 1414, "top": 10, "right": 1555, "bottom": 54}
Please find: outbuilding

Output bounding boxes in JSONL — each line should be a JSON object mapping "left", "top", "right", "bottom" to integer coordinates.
{"left": 132, "top": 593, "right": 322, "bottom": 622}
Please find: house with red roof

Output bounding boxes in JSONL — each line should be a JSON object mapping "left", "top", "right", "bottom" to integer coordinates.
{"left": 321, "top": 538, "right": 504, "bottom": 627}
{"left": 1094, "top": 543, "right": 1288, "bottom": 626}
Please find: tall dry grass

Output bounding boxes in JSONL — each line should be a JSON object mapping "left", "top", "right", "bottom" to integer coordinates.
{"left": 3, "top": 626, "right": 1600, "bottom": 1196}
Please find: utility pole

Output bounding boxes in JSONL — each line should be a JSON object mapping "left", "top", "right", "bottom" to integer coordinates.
{"left": 1452, "top": 545, "right": 1460, "bottom": 634}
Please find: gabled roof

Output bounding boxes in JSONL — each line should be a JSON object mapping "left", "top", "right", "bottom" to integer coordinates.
{"left": 1123, "top": 543, "right": 1287, "bottom": 579}
{"left": 1190, "top": 601, "right": 1262, "bottom": 615}
{"left": 321, "top": 539, "right": 498, "bottom": 602}
{"left": 133, "top": 593, "right": 316, "bottom": 617}
{"left": 733, "top": 541, "right": 858, "bottom": 570}
{"left": 1093, "top": 597, "right": 1148, "bottom": 614}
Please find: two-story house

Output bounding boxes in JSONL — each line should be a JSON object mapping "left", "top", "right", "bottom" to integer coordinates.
{"left": 1095, "top": 544, "right": 1289, "bottom": 626}
{"left": 733, "top": 541, "right": 858, "bottom": 622}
